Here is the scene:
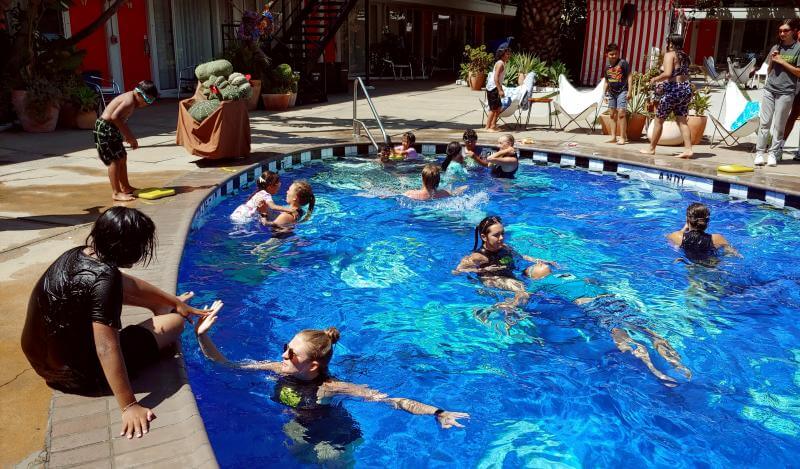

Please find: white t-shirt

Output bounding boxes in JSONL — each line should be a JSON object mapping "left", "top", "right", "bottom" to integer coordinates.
{"left": 486, "top": 60, "right": 506, "bottom": 92}
{"left": 230, "top": 190, "right": 274, "bottom": 223}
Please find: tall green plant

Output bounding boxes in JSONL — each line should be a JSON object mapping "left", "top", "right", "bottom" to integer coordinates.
{"left": 503, "top": 52, "right": 541, "bottom": 87}
{"left": 626, "top": 72, "right": 648, "bottom": 115}
{"left": 462, "top": 45, "right": 494, "bottom": 75}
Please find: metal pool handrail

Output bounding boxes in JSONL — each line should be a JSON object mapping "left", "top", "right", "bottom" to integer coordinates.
{"left": 353, "top": 77, "right": 388, "bottom": 151}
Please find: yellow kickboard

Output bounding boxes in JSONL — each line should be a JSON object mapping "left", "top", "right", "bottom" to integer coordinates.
{"left": 717, "top": 164, "right": 754, "bottom": 173}
{"left": 136, "top": 187, "right": 176, "bottom": 200}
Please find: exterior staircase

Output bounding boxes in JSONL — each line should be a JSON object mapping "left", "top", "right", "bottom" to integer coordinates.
{"left": 269, "top": 0, "right": 359, "bottom": 104}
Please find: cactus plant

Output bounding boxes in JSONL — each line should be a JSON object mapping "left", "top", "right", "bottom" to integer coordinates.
{"left": 188, "top": 99, "right": 221, "bottom": 122}
{"left": 195, "top": 60, "right": 234, "bottom": 82}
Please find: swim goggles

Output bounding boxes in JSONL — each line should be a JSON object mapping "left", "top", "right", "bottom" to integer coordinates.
{"left": 135, "top": 87, "right": 156, "bottom": 105}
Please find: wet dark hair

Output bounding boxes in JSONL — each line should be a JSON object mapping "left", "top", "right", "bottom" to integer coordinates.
{"left": 86, "top": 207, "right": 156, "bottom": 267}
{"left": 606, "top": 43, "right": 619, "bottom": 53}
{"left": 686, "top": 202, "right": 710, "bottom": 232}
{"left": 667, "top": 34, "right": 685, "bottom": 50}
{"left": 473, "top": 215, "right": 503, "bottom": 251}
{"left": 136, "top": 80, "right": 158, "bottom": 99}
{"left": 402, "top": 131, "right": 416, "bottom": 145}
{"left": 256, "top": 170, "right": 280, "bottom": 192}
{"left": 441, "top": 141, "right": 462, "bottom": 172}
{"left": 463, "top": 129, "right": 478, "bottom": 142}
{"left": 495, "top": 46, "right": 510, "bottom": 61}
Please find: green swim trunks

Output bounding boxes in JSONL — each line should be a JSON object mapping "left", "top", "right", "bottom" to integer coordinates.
{"left": 93, "top": 118, "right": 126, "bottom": 166}
{"left": 534, "top": 273, "right": 607, "bottom": 303}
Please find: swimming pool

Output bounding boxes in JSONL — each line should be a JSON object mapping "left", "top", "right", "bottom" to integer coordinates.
{"left": 178, "top": 153, "right": 800, "bottom": 467}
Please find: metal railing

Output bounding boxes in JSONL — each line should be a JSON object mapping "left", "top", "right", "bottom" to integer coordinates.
{"left": 352, "top": 77, "right": 388, "bottom": 151}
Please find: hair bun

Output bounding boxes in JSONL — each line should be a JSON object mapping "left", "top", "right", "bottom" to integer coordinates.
{"left": 324, "top": 327, "right": 340, "bottom": 344}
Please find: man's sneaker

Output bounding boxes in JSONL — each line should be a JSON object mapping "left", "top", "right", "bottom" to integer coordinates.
{"left": 767, "top": 154, "right": 778, "bottom": 167}
{"left": 754, "top": 153, "right": 766, "bottom": 166}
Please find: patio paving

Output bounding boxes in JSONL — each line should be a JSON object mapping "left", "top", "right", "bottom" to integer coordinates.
{"left": 1, "top": 78, "right": 798, "bottom": 467}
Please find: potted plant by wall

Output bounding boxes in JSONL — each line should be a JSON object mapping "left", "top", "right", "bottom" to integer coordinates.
{"left": 599, "top": 72, "right": 648, "bottom": 140}
{"left": 223, "top": 10, "right": 271, "bottom": 111}
{"left": 261, "top": 63, "right": 293, "bottom": 111}
{"left": 503, "top": 52, "right": 540, "bottom": 87}
{"left": 72, "top": 83, "right": 99, "bottom": 129}
{"left": 15, "top": 78, "right": 61, "bottom": 133}
{"left": 463, "top": 45, "right": 493, "bottom": 91}
{"left": 288, "top": 71, "right": 300, "bottom": 107}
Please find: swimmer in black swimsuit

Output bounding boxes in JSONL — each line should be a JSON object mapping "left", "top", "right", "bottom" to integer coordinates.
{"left": 260, "top": 180, "right": 315, "bottom": 237}
{"left": 486, "top": 134, "right": 519, "bottom": 178}
{"left": 454, "top": 216, "right": 556, "bottom": 313}
{"left": 667, "top": 202, "right": 739, "bottom": 262}
{"left": 196, "top": 307, "right": 469, "bottom": 460}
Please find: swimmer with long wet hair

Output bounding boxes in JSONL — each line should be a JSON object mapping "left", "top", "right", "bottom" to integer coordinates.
{"left": 195, "top": 303, "right": 469, "bottom": 434}
{"left": 230, "top": 171, "right": 292, "bottom": 224}
{"left": 454, "top": 216, "right": 553, "bottom": 311}
{"left": 667, "top": 202, "right": 738, "bottom": 261}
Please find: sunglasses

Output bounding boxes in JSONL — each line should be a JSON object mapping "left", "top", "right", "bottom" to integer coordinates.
{"left": 283, "top": 343, "right": 296, "bottom": 360}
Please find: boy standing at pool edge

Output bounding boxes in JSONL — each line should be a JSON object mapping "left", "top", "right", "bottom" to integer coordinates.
{"left": 93, "top": 80, "right": 158, "bottom": 202}
{"left": 603, "top": 43, "right": 632, "bottom": 145}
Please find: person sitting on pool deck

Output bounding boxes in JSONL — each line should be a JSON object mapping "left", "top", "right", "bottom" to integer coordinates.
{"left": 194, "top": 304, "right": 469, "bottom": 430}
{"left": 404, "top": 164, "right": 461, "bottom": 200}
{"left": 260, "top": 180, "right": 315, "bottom": 233}
{"left": 667, "top": 202, "right": 739, "bottom": 262}
{"left": 486, "top": 134, "right": 519, "bottom": 178}
{"left": 21, "top": 207, "right": 214, "bottom": 439}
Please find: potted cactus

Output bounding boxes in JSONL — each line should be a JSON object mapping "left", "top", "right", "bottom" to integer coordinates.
{"left": 176, "top": 59, "right": 252, "bottom": 158}
{"left": 261, "top": 63, "right": 293, "bottom": 111}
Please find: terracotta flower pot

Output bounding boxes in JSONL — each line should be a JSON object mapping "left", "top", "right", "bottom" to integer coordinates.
{"left": 469, "top": 72, "right": 486, "bottom": 91}
{"left": 687, "top": 115, "right": 707, "bottom": 145}
{"left": 599, "top": 112, "right": 647, "bottom": 140}
{"left": 247, "top": 80, "right": 262, "bottom": 111}
{"left": 261, "top": 93, "right": 291, "bottom": 111}
{"left": 12, "top": 90, "right": 60, "bottom": 133}
{"left": 76, "top": 110, "right": 98, "bottom": 129}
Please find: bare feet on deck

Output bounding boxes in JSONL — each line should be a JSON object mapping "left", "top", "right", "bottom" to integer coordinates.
{"left": 113, "top": 192, "right": 136, "bottom": 202}
{"left": 122, "top": 186, "right": 139, "bottom": 195}
{"left": 605, "top": 138, "right": 618, "bottom": 143}
{"left": 676, "top": 151, "right": 693, "bottom": 159}
{"left": 616, "top": 138, "right": 628, "bottom": 145}
{"left": 639, "top": 148, "right": 656, "bottom": 155}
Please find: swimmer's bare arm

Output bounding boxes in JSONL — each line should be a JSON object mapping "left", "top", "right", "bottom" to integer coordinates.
{"left": 194, "top": 303, "right": 282, "bottom": 373}
{"left": 712, "top": 233, "right": 741, "bottom": 257}
{"left": 487, "top": 148, "right": 518, "bottom": 164}
{"left": 468, "top": 151, "right": 490, "bottom": 167}
{"left": 258, "top": 199, "right": 293, "bottom": 214}
{"left": 321, "top": 381, "right": 470, "bottom": 429}
{"left": 103, "top": 93, "right": 138, "bottom": 149}
{"left": 453, "top": 253, "right": 488, "bottom": 274}
{"left": 666, "top": 228, "right": 686, "bottom": 247}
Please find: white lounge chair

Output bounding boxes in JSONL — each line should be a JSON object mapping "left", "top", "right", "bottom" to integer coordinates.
{"left": 727, "top": 57, "right": 756, "bottom": 88}
{"left": 751, "top": 61, "right": 768, "bottom": 88}
{"left": 555, "top": 74, "right": 605, "bottom": 133}
{"left": 709, "top": 81, "right": 759, "bottom": 148}
{"left": 704, "top": 57, "right": 727, "bottom": 87}
{"left": 480, "top": 72, "right": 536, "bottom": 128}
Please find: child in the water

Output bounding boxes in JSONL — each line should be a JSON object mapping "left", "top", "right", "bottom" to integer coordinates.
{"left": 394, "top": 131, "right": 420, "bottom": 160}
{"left": 667, "top": 202, "right": 738, "bottom": 262}
{"left": 462, "top": 129, "right": 488, "bottom": 168}
{"left": 230, "top": 171, "right": 292, "bottom": 224}
{"left": 441, "top": 141, "right": 469, "bottom": 186}
{"left": 404, "top": 164, "right": 456, "bottom": 200}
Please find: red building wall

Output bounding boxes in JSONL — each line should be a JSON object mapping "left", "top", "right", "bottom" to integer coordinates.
{"left": 116, "top": 0, "right": 151, "bottom": 90}
{"left": 68, "top": 0, "right": 110, "bottom": 79}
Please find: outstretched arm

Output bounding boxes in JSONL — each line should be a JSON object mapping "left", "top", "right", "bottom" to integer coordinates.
{"left": 487, "top": 147, "right": 518, "bottom": 164}
{"left": 322, "top": 381, "right": 469, "bottom": 429}
{"left": 712, "top": 234, "right": 742, "bottom": 257}
{"left": 121, "top": 273, "right": 210, "bottom": 321}
{"left": 195, "top": 303, "right": 282, "bottom": 372}
{"left": 259, "top": 199, "right": 293, "bottom": 214}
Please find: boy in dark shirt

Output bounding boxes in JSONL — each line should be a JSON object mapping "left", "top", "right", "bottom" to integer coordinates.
{"left": 21, "top": 207, "right": 216, "bottom": 439}
{"left": 603, "top": 43, "right": 632, "bottom": 145}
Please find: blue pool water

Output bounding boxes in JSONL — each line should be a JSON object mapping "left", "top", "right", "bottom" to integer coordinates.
{"left": 178, "top": 156, "right": 800, "bottom": 468}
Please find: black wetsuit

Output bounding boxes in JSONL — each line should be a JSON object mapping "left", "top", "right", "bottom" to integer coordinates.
{"left": 21, "top": 247, "right": 160, "bottom": 394}
{"left": 680, "top": 230, "right": 717, "bottom": 262}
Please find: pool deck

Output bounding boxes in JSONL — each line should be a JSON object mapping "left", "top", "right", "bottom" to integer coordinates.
{"left": 2, "top": 79, "right": 799, "bottom": 467}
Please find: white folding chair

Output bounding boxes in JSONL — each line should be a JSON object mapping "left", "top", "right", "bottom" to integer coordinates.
{"left": 752, "top": 61, "right": 768, "bottom": 88}
{"left": 709, "top": 81, "right": 759, "bottom": 148}
{"left": 555, "top": 75, "right": 605, "bottom": 133}
{"left": 727, "top": 57, "right": 756, "bottom": 88}
{"left": 704, "top": 57, "right": 728, "bottom": 87}
{"left": 480, "top": 72, "right": 536, "bottom": 128}
{"left": 383, "top": 58, "right": 413, "bottom": 80}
